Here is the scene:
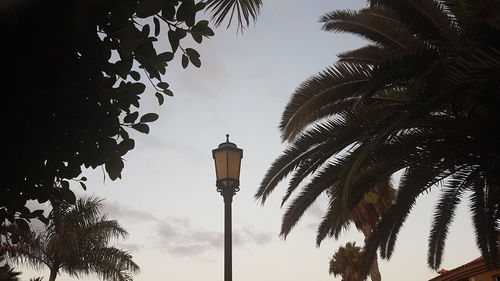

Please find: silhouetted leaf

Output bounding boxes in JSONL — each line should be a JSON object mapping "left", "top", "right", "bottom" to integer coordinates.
{"left": 158, "top": 52, "right": 174, "bottom": 62}
{"left": 154, "top": 16, "right": 160, "bottom": 36}
{"left": 120, "top": 129, "right": 130, "bottom": 140}
{"left": 140, "top": 113, "right": 159, "bottom": 123}
{"left": 192, "top": 20, "right": 214, "bottom": 36}
{"left": 157, "top": 82, "right": 169, "bottom": 89}
{"left": 132, "top": 123, "right": 150, "bottom": 134}
{"left": 124, "top": 112, "right": 139, "bottom": 123}
{"left": 163, "top": 89, "right": 174, "bottom": 96}
{"left": 189, "top": 55, "right": 201, "bottom": 67}
{"left": 31, "top": 209, "right": 44, "bottom": 218}
{"left": 182, "top": 54, "right": 189, "bottom": 68}
{"left": 119, "top": 138, "right": 135, "bottom": 152}
{"left": 168, "top": 30, "right": 179, "bottom": 52}
{"left": 130, "top": 71, "right": 141, "bottom": 81}
{"left": 155, "top": 92, "right": 164, "bottom": 105}
{"left": 192, "top": 32, "right": 203, "bottom": 43}
{"left": 105, "top": 158, "right": 124, "bottom": 180}
{"left": 195, "top": 1, "right": 206, "bottom": 11}
{"left": 142, "top": 24, "right": 150, "bottom": 36}
{"left": 130, "top": 82, "right": 146, "bottom": 95}
{"left": 176, "top": 28, "right": 187, "bottom": 39}
{"left": 15, "top": 219, "right": 30, "bottom": 232}
{"left": 185, "top": 48, "right": 199, "bottom": 58}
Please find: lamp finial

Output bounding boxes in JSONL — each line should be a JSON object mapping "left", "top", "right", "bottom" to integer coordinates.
{"left": 226, "top": 134, "right": 229, "bottom": 142}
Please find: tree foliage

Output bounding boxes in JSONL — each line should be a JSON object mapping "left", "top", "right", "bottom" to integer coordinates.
{"left": 257, "top": 0, "right": 500, "bottom": 277}
{"left": 329, "top": 242, "right": 364, "bottom": 281}
{"left": 0, "top": 0, "right": 241, "bottom": 235}
{"left": 1, "top": 197, "right": 138, "bottom": 281}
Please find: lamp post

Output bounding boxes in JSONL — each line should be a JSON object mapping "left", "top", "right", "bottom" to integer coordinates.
{"left": 212, "top": 134, "right": 243, "bottom": 281}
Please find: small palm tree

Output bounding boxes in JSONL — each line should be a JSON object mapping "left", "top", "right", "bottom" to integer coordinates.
{"left": 342, "top": 180, "right": 395, "bottom": 281}
{"left": 1, "top": 197, "right": 139, "bottom": 281}
{"left": 0, "top": 255, "right": 21, "bottom": 281}
{"left": 329, "top": 242, "right": 364, "bottom": 281}
{"left": 323, "top": 178, "right": 395, "bottom": 281}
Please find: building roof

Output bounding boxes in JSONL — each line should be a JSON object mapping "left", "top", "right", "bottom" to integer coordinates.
{"left": 428, "top": 257, "right": 486, "bottom": 281}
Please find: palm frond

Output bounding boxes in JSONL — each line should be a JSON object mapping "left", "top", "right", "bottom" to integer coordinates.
{"left": 372, "top": 0, "right": 460, "bottom": 49}
{"left": 1, "top": 242, "right": 49, "bottom": 271}
{"left": 80, "top": 219, "right": 129, "bottom": 244}
{"left": 257, "top": 113, "right": 366, "bottom": 204}
{"left": 206, "top": 0, "right": 262, "bottom": 31}
{"left": 280, "top": 161, "right": 345, "bottom": 239}
{"left": 337, "top": 45, "right": 390, "bottom": 65}
{"left": 280, "top": 62, "right": 372, "bottom": 141}
{"left": 315, "top": 132, "right": 419, "bottom": 244}
{"left": 66, "top": 246, "right": 139, "bottom": 281}
{"left": 380, "top": 151, "right": 473, "bottom": 260}
{"left": 440, "top": 0, "right": 477, "bottom": 26}
{"left": 469, "top": 172, "right": 499, "bottom": 268}
{"left": 427, "top": 167, "right": 476, "bottom": 270}
{"left": 321, "top": 8, "right": 417, "bottom": 51}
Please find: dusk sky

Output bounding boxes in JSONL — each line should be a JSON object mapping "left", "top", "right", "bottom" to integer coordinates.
{"left": 21, "top": 1, "right": 481, "bottom": 280}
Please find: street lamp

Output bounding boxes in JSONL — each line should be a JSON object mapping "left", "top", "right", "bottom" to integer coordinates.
{"left": 212, "top": 134, "right": 243, "bottom": 281}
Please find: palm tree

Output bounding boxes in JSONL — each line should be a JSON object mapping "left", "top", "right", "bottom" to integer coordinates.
{"left": 0, "top": 255, "right": 21, "bottom": 281}
{"left": 256, "top": 0, "right": 500, "bottom": 277}
{"left": 329, "top": 242, "right": 364, "bottom": 281}
{"left": 1, "top": 197, "right": 139, "bottom": 281}
{"left": 340, "top": 180, "right": 395, "bottom": 281}
{"left": 324, "top": 178, "right": 394, "bottom": 281}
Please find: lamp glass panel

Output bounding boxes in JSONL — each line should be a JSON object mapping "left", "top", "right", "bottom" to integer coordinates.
{"left": 214, "top": 150, "right": 228, "bottom": 180}
{"left": 227, "top": 150, "right": 242, "bottom": 180}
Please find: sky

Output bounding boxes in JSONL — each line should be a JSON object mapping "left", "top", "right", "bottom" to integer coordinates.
{"left": 19, "top": 1, "right": 482, "bottom": 281}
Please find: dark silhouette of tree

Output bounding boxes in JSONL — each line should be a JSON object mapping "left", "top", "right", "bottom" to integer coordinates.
{"left": 1, "top": 197, "right": 139, "bottom": 281}
{"left": 0, "top": 0, "right": 262, "bottom": 238}
{"left": 329, "top": 242, "right": 364, "bottom": 281}
{"left": 256, "top": 0, "right": 500, "bottom": 277}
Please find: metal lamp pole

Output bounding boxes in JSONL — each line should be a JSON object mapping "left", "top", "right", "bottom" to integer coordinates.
{"left": 212, "top": 134, "right": 243, "bottom": 281}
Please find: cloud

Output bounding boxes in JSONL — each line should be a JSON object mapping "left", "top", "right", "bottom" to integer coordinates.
{"left": 117, "top": 242, "right": 145, "bottom": 253}
{"left": 73, "top": 200, "right": 272, "bottom": 257}
{"left": 103, "top": 201, "right": 158, "bottom": 222}
{"left": 156, "top": 217, "right": 272, "bottom": 257}
{"left": 157, "top": 217, "right": 222, "bottom": 257}
{"left": 240, "top": 226, "right": 272, "bottom": 245}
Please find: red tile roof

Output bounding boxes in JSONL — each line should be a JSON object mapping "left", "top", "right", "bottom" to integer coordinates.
{"left": 429, "top": 257, "right": 484, "bottom": 281}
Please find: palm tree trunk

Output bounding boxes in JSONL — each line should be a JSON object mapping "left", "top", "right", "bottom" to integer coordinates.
{"left": 369, "top": 257, "right": 382, "bottom": 281}
{"left": 361, "top": 225, "right": 381, "bottom": 281}
{"left": 48, "top": 268, "right": 57, "bottom": 281}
